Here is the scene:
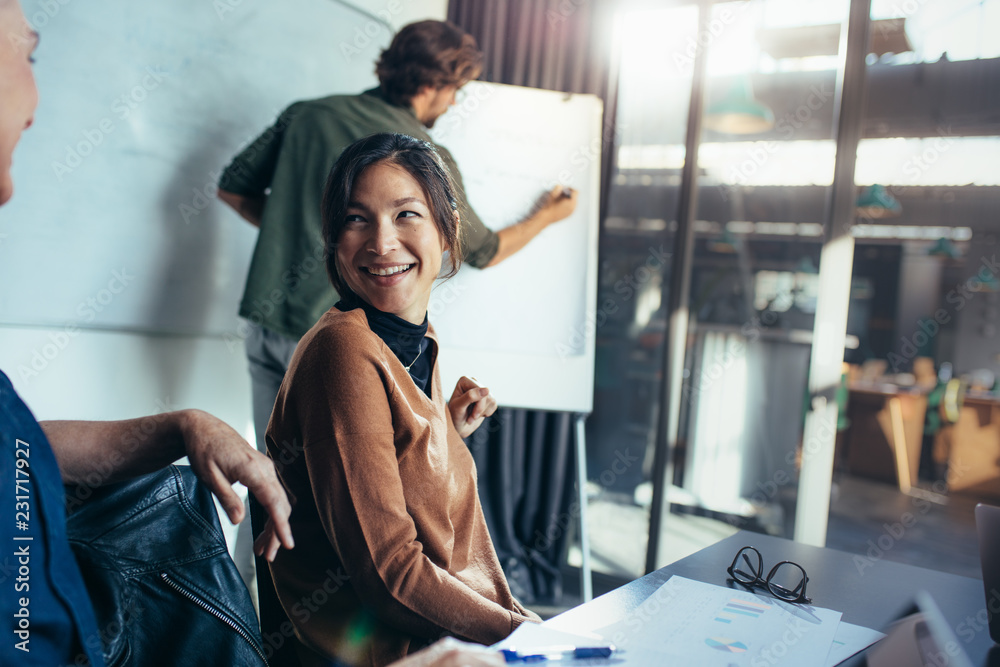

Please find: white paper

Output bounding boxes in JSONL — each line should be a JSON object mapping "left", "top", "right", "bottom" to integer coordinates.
{"left": 493, "top": 622, "right": 607, "bottom": 650}
{"left": 591, "top": 576, "right": 843, "bottom": 667}
{"left": 825, "top": 621, "right": 886, "bottom": 666}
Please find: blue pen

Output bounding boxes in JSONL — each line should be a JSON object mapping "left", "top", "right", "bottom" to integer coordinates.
{"left": 500, "top": 645, "right": 616, "bottom": 663}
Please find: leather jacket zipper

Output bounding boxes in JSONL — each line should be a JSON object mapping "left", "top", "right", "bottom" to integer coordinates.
{"left": 160, "top": 572, "right": 269, "bottom": 665}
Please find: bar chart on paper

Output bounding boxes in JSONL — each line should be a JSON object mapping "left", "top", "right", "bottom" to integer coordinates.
{"left": 716, "top": 597, "right": 771, "bottom": 622}
{"left": 589, "top": 577, "right": 858, "bottom": 666}
{"left": 705, "top": 598, "right": 772, "bottom": 654}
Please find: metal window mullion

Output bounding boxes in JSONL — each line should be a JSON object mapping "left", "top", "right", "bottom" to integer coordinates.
{"left": 793, "top": 0, "right": 873, "bottom": 546}
{"left": 644, "top": 0, "right": 711, "bottom": 575}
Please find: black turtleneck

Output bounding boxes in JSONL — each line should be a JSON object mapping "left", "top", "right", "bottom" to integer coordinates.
{"left": 335, "top": 295, "right": 432, "bottom": 396}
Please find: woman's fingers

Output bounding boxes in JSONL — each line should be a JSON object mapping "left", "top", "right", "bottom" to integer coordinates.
{"left": 449, "top": 377, "right": 496, "bottom": 437}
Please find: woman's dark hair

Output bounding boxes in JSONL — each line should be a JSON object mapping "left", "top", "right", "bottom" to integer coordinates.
{"left": 321, "top": 133, "right": 464, "bottom": 296}
{"left": 375, "top": 20, "right": 483, "bottom": 107}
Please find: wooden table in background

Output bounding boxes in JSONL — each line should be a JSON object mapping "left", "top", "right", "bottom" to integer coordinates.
{"left": 936, "top": 394, "right": 1000, "bottom": 500}
{"left": 844, "top": 384, "right": 928, "bottom": 492}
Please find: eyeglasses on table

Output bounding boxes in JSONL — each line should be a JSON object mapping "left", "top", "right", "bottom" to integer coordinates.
{"left": 726, "top": 545, "right": 811, "bottom": 604}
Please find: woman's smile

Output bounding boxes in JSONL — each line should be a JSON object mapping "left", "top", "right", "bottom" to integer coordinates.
{"left": 362, "top": 262, "right": 416, "bottom": 279}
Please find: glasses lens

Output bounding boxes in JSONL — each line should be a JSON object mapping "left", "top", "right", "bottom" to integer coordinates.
{"left": 730, "top": 548, "right": 762, "bottom": 584}
{"left": 767, "top": 562, "right": 808, "bottom": 602}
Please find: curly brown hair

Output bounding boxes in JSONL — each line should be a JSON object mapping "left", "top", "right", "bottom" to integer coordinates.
{"left": 375, "top": 20, "right": 483, "bottom": 107}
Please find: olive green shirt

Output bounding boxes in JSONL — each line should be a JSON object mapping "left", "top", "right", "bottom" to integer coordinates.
{"left": 220, "top": 88, "right": 498, "bottom": 340}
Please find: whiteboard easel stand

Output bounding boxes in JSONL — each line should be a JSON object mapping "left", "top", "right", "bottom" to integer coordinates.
{"left": 575, "top": 412, "right": 593, "bottom": 602}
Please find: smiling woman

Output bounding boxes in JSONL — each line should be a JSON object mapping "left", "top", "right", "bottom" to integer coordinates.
{"left": 260, "top": 133, "right": 537, "bottom": 667}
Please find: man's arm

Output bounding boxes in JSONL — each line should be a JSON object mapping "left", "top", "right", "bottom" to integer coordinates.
{"left": 41, "top": 409, "right": 294, "bottom": 560}
{"left": 218, "top": 188, "right": 266, "bottom": 228}
{"left": 216, "top": 103, "right": 303, "bottom": 229}
{"left": 485, "top": 186, "right": 579, "bottom": 268}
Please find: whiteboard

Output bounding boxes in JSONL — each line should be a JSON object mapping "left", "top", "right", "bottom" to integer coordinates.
{"left": 429, "top": 82, "right": 602, "bottom": 413}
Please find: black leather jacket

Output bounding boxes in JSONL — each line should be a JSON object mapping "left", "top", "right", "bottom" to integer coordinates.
{"left": 66, "top": 465, "right": 270, "bottom": 666}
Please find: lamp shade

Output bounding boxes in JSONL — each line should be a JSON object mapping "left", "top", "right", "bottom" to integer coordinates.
{"left": 704, "top": 77, "right": 775, "bottom": 135}
{"left": 707, "top": 227, "right": 740, "bottom": 253}
{"left": 855, "top": 184, "right": 902, "bottom": 218}
{"left": 927, "top": 237, "right": 961, "bottom": 259}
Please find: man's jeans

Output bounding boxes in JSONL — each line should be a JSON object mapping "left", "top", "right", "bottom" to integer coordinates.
{"left": 245, "top": 321, "right": 300, "bottom": 453}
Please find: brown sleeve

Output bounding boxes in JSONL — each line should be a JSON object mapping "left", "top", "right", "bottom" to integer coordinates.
{"left": 295, "top": 327, "right": 517, "bottom": 645}
{"left": 513, "top": 600, "right": 542, "bottom": 624}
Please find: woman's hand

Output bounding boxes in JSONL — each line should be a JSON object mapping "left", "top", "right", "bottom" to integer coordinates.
{"left": 448, "top": 376, "right": 498, "bottom": 438}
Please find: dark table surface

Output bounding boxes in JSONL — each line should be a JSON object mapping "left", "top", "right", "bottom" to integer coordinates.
{"left": 545, "top": 531, "right": 1000, "bottom": 665}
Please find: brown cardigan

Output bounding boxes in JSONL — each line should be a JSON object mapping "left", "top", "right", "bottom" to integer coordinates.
{"left": 266, "top": 307, "right": 537, "bottom": 666}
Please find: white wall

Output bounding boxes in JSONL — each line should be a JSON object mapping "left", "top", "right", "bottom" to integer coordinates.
{"left": 0, "top": 0, "right": 448, "bottom": 434}
{"left": 343, "top": 0, "right": 449, "bottom": 28}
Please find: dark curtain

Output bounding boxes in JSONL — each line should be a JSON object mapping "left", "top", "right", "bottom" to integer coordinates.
{"left": 448, "top": 0, "right": 620, "bottom": 605}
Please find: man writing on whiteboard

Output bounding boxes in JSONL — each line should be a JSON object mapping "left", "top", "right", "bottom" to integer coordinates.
{"left": 217, "top": 20, "right": 579, "bottom": 456}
